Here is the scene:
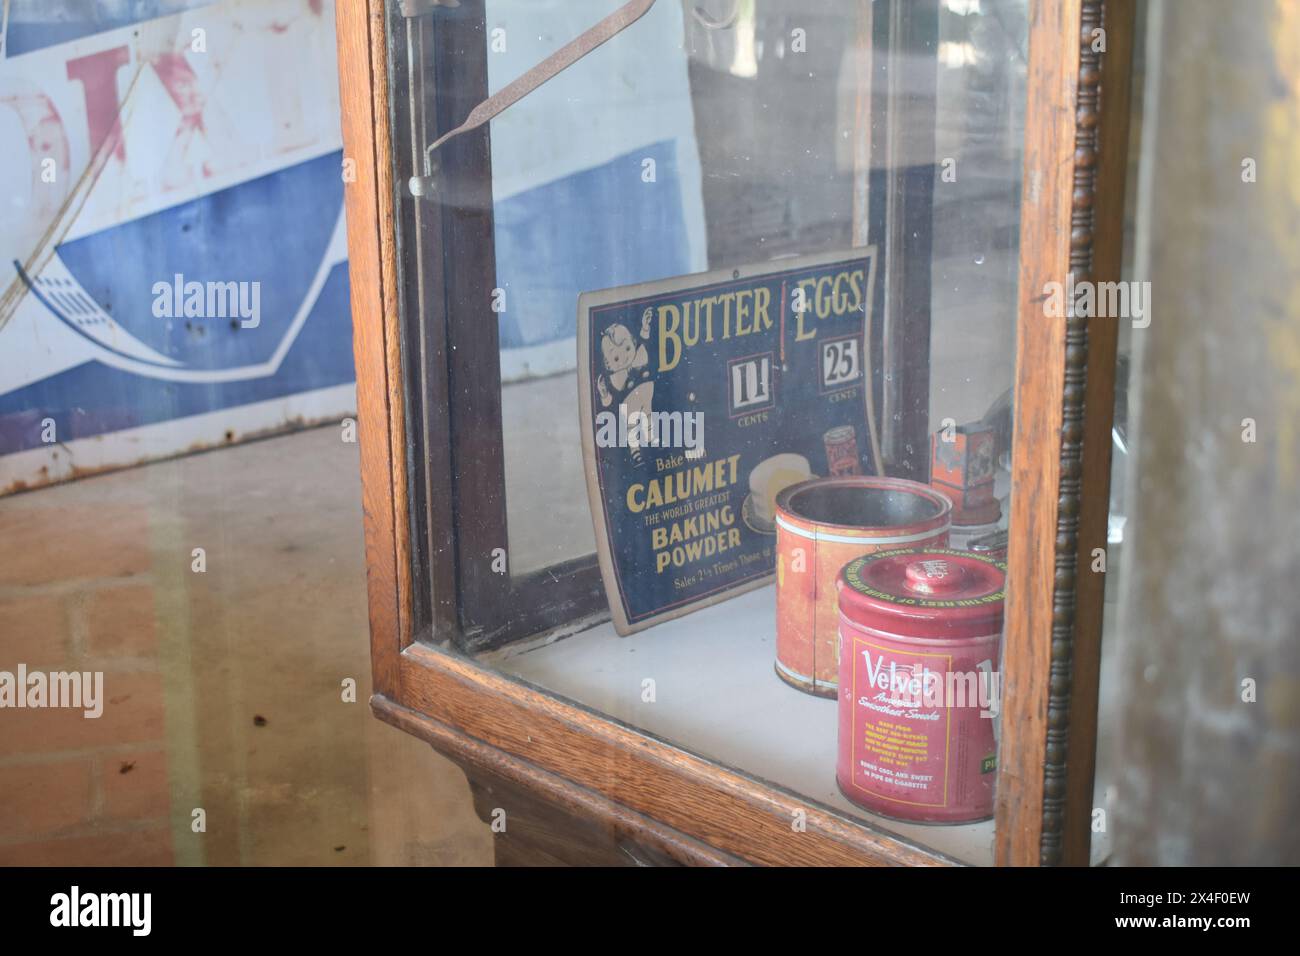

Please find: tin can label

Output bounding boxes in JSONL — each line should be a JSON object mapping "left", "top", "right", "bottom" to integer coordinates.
{"left": 838, "top": 630, "right": 998, "bottom": 821}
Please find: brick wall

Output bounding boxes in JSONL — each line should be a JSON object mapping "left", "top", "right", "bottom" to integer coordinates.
{"left": 0, "top": 503, "right": 174, "bottom": 866}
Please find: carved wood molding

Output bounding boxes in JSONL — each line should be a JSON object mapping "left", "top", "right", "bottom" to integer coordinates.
{"left": 1042, "top": 0, "right": 1105, "bottom": 866}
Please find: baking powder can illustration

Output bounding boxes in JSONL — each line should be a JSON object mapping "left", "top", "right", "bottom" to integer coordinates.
{"left": 822, "top": 426, "right": 862, "bottom": 477}
{"left": 836, "top": 548, "right": 1006, "bottom": 823}
{"left": 775, "top": 477, "right": 951, "bottom": 697}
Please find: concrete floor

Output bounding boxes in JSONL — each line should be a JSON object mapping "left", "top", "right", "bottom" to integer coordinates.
{"left": 0, "top": 425, "right": 492, "bottom": 866}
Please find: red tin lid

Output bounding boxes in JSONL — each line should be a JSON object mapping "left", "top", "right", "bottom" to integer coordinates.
{"left": 838, "top": 548, "right": 1006, "bottom": 641}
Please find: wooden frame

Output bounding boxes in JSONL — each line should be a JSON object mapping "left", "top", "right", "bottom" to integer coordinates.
{"left": 338, "top": 0, "right": 1136, "bottom": 866}
{"left": 993, "top": 0, "right": 1136, "bottom": 867}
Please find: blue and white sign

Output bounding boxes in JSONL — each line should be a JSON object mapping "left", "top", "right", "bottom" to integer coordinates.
{"left": 0, "top": 0, "right": 353, "bottom": 491}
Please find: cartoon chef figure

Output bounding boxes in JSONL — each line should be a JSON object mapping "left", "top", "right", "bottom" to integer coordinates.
{"left": 596, "top": 308, "right": 655, "bottom": 465}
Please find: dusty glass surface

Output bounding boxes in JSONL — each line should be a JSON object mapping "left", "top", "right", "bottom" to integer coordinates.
{"left": 395, "top": 0, "right": 1030, "bottom": 865}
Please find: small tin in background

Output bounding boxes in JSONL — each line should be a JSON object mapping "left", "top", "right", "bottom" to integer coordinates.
{"left": 822, "top": 426, "right": 862, "bottom": 477}
{"left": 966, "top": 528, "right": 1008, "bottom": 561}
{"left": 836, "top": 548, "right": 1006, "bottom": 824}
{"left": 931, "top": 422, "right": 1001, "bottom": 527}
{"left": 949, "top": 520, "right": 1006, "bottom": 558}
{"left": 775, "top": 476, "right": 951, "bottom": 698}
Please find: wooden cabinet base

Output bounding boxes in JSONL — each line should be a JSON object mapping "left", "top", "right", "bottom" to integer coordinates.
{"left": 372, "top": 695, "right": 741, "bottom": 866}
{"left": 464, "top": 765, "right": 697, "bottom": 867}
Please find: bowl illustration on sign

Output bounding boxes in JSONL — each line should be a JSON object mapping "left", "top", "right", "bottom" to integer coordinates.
{"left": 743, "top": 453, "right": 813, "bottom": 533}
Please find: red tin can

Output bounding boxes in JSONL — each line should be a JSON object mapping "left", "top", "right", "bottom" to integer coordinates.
{"left": 836, "top": 548, "right": 1005, "bottom": 823}
{"left": 775, "top": 477, "right": 951, "bottom": 698}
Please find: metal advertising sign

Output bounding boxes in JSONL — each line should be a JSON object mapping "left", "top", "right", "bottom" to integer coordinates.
{"left": 578, "top": 248, "right": 879, "bottom": 634}
{"left": 0, "top": 0, "right": 352, "bottom": 492}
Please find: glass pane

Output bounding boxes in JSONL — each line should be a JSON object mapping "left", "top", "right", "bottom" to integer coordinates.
{"left": 490, "top": 0, "right": 706, "bottom": 572}
{"left": 399, "top": 0, "right": 1028, "bottom": 865}
{"left": 1091, "top": 3, "right": 1145, "bottom": 866}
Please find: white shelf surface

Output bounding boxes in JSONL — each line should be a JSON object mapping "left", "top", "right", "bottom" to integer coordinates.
{"left": 487, "top": 582, "right": 996, "bottom": 865}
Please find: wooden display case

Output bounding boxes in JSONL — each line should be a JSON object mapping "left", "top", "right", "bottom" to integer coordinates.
{"left": 335, "top": 0, "right": 1136, "bottom": 866}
